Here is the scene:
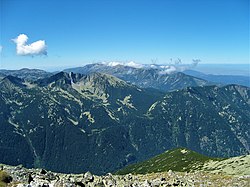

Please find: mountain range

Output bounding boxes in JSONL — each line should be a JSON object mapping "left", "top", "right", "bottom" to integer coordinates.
{"left": 0, "top": 68, "right": 52, "bottom": 81}
{"left": 0, "top": 67, "right": 249, "bottom": 174}
{"left": 184, "top": 70, "right": 250, "bottom": 87}
{"left": 64, "top": 63, "right": 250, "bottom": 89}
{"left": 64, "top": 63, "right": 211, "bottom": 92}
{"left": 0, "top": 63, "right": 248, "bottom": 89}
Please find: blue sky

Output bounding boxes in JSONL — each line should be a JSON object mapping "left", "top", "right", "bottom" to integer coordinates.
{"left": 0, "top": 0, "right": 249, "bottom": 70}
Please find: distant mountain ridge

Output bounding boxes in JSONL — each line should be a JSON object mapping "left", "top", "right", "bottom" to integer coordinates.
{"left": 184, "top": 70, "right": 250, "bottom": 87}
{"left": 0, "top": 68, "right": 52, "bottom": 81}
{"left": 64, "top": 63, "right": 211, "bottom": 92}
{"left": 1, "top": 64, "right": 248, "bottom": 91}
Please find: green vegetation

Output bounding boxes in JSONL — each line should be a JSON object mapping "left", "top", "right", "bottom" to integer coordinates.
{"left": 0, "top": 71, "right": 249, "bottom": 175}
{"left": 116, "top": 148, "right": 223, "bottom": 175}
{"left": 0, "top": 170, "right": 12, "bottom": 187}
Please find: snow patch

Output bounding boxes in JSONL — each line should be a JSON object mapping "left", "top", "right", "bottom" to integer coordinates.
{"left": 83, "top": 111, "right": 95, "bottom": 123}
{"left": 118, "top": 95, "right": 137, "bottom": 110}
{"left": 181, "top": 149, "right": 188, "bottom": 154}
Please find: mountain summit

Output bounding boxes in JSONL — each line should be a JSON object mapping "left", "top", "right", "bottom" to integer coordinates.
{"left": 64, "top": 63, "right": 210, "bottom": 91}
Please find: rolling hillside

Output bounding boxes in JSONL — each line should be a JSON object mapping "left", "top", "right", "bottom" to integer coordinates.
{"left": 116, "top": 148, "right": 250, "bottom": 175}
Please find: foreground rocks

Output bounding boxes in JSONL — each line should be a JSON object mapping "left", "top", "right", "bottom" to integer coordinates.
{"left": 1, "top": 164, "right": 249, "bottom": 187}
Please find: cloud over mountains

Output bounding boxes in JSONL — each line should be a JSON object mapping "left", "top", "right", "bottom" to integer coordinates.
{"left": 102, "top": 59, "right": 200, "bottom": 74}
{"left": 12, "top": 34, "right": 47, "bottom": 56}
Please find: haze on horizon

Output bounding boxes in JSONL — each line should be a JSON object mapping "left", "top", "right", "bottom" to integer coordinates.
{"left": 0, "top": 0, "right": 249, "bottom": 70}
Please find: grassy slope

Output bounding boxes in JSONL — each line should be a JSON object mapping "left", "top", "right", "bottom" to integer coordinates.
{"left": 201, "top": 155, "right": 250, "bottom": 175}
{"left": 116, "top": 148, "right": 223, "bottom": 175}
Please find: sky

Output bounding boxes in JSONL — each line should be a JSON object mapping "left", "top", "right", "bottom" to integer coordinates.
{"left": 0, "top": 0, "right": 249, "bottom": 70}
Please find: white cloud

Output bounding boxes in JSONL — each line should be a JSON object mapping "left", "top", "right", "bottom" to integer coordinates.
{"left": 101, "top": 59, "right": 200, "bottom": 74}
{"left": 102, "top": 61, "right": 144, "bottom": 68}
{"left": 126, "top": 61, "right": 144, "bottom": 68}
{"left": 0, "top": 45, "right": 2, "bottom": 54}
{"left": 12, "top": 34, "right": 47, "bottom": 56}
{"left": 159, "top": 66, "right": 177, "bottom": 74}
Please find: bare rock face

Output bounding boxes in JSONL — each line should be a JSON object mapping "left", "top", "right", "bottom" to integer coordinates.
{"left": 1, "top": 164, "right": 250, "bottom": 187}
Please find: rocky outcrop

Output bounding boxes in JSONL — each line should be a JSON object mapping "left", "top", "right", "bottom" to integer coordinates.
{"left": 1, "top": 164, "right": 250, "bottom": 187}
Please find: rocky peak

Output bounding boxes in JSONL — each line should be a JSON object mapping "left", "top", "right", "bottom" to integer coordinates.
{"left": 80, "top": 72, "right": 130, "bottom": 88}
{"left": 35, "top": 72, "right": 82, "bottom": 87}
